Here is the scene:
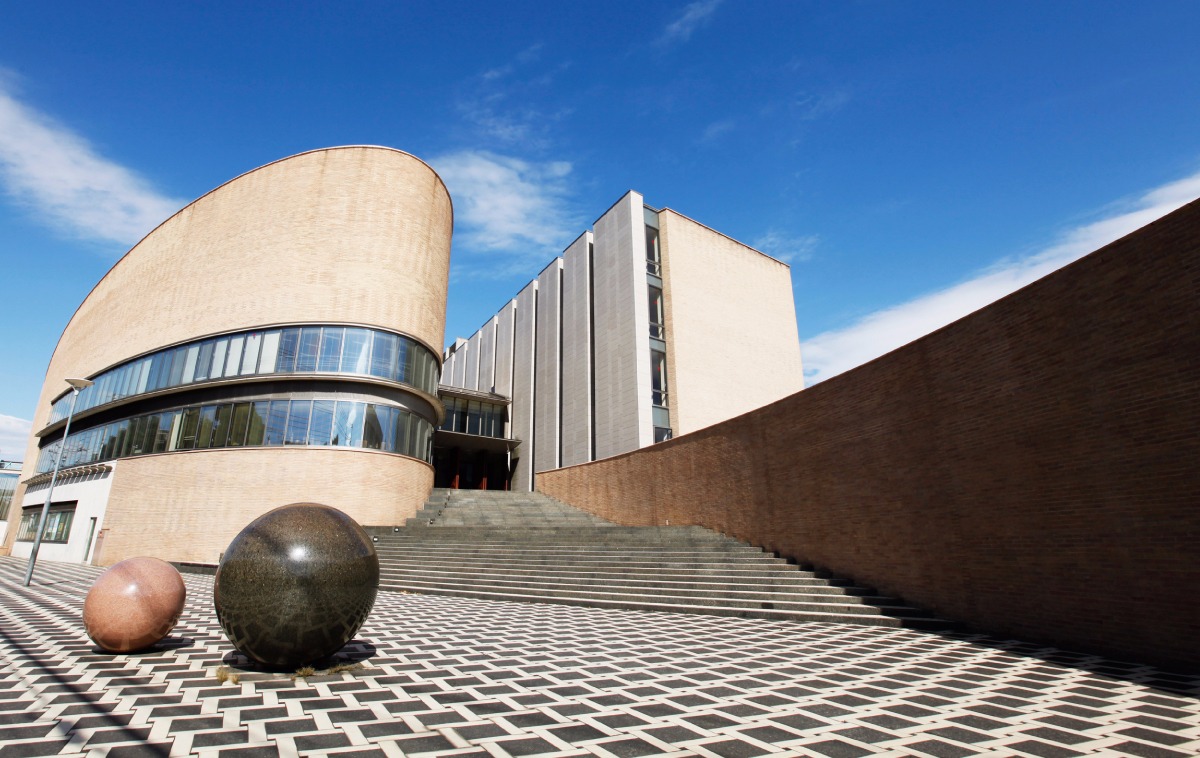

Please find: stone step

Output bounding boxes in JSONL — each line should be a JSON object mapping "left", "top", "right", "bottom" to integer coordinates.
{"left": 373, "top": 526, "right": 739, "bottom": 543}
{"left": 379, "top": 569, "right": 891, "bottom": 605}
{"left": 371, "top": 489, "right": 951, "bottom": 631}
{"left": 378, "top": 565, "right": 859, "bottom": 593}
{"left": 378, "top": 583, "right": 949, "bottom": 629}
{"left": 381, "top": 577, "right": 920, "bottom": 616}
{"left": 376, "top": 561, "right": 844, "bottom": 584}
{"left": 374, "top": 555, "right": 797, "bottom": 571}
{"left": 372, "top": 541, "right": 766, "bottom": 556}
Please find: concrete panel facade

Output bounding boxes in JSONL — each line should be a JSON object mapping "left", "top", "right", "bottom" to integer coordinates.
{"left": 560, "top": 233, "right": 593, "bottom": 466}
{"left": 534, "top": 260, "right": 563, "bottom": 473}
{"left": 494, "top": 301, "right": 516, "bottom": 400}
{"left": 592, "top": 192, "right": 651, "bottom": 459}
{"left": 464, "top": 331, "right": 481, "bottom": 392}
{"left": 477, "top": 316, "right": 497, "bottom": 394}
{"left": 659, "top": 210, "right": 803, "bottom": 435}
{"left": 510, "top": 282, "right": 538, "bottom": 490}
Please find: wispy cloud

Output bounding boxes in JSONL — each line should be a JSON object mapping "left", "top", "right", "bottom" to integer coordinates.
{"left": 752, "top": 230, "right": 818, "bottom": 264}
{"left": 432, "top": 150, "right": 580, "bottom": 275}
{"left": 802, "top": 171, "right": 1200, "bottom": 384}
{"left": 658, "top": 0, "right": 722, "bottom": 47}
{"left": 457, "top": 45, "right": 570, "bottom": 149}
{"left": 0, "top": 76, "right": 184, "bottom": 248}
{"left": 0, "top": 414, "right": 31, "bottom": 462}
{"left": 698, "top": 119, "right": 736, "bottom": 145}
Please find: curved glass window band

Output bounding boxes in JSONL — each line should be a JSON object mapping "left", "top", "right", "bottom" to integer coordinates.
{"left": 47, "top": 325, "right": 440, "bottom": 427}
{"left": 36, "top": 396, "right": 434, "bottom": 473}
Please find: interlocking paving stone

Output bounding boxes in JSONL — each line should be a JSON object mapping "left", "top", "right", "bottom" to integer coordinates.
{"left": 0, "top": 557, "right": 1198, "bottom": 757}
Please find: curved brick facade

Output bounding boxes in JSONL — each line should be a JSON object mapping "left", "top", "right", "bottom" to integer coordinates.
{"left": 6, "top": 147, "right": 451, "bottom": 564}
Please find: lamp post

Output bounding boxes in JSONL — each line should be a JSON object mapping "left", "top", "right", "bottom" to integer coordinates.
{"left": 23, "top": 377, "right": 94, "bottom": 587}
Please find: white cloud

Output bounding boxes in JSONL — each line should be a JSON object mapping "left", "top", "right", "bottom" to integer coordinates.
{"left": 658, "top": 0, "right": 722, "bottom": 46}
{"left": 802, "top": 171, "right": 1200, "bottom": 384}
{"left": 0, "top": 78, "right": 184, "bottom": 248}
{"left": 431, "top": 150, "right": 579, "bottom": 269}
{"left": 698, "top": 119, "right": 736, "bottom": 145}
{"left": 0, "top": 414, "right": 32, "bottom": 463}
{"left": 752, "top": 230, "right": 818, "bottom": 264}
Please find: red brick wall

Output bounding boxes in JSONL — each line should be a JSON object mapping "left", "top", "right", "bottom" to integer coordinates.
{"left": 539, "top": 198, "right": 1200, "bottom": 670}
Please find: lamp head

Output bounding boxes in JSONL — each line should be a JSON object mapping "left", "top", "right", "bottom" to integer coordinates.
{"left": 65, "top": 378, "right": 94, "bottom": 391}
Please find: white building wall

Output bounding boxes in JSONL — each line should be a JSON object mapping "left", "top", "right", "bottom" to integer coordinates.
{"left": 12, "top": 468, "right": 114, "bottom": 565}
{"left": 659, "top": 210, "right": 804, "bottom": 435}
{"left": 534, "top": 259, "right": 563, "bottom": 474}
{"left": 510, "top": 282, "right": 538, "bottom": 490}
{"left": 464, "top": 330, "right": 482, "bottom": 391}
{"left": 452, "top": 339, "right": 468, "bottom": 387}
{"left": 560, "top": 232, "right": 593, "bottom": 466}
{"left": 477, "top": 316, "right": 497, "bottom": 394}
{"left": 494, "top": 301, "right": 516, "bottom": 399}
{"left": 592, "top": 191, "right": 653, "bottom": 459}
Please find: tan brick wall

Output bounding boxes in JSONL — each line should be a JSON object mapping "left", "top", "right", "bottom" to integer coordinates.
{"left": 7, "top": 146, "right": 450, "bottom": 550}
{"left": 659, "top": 210, "right": 803, "bottom": 435}
{"left": 541, "top": 198, "right": 1200, "bottom": 669}
{"left": 98, "top": 448, "right": 431, "bottom": 566}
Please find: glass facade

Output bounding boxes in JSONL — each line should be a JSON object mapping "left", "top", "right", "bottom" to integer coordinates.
{"left": 46, "top": 325, "right": 440, "bottom": 426}
{"left": 0, "top": 472, "right": 16, "bottom": 521}
{"left": 440, "top": 396, "right": 507, "bottom": 438}
{"left": 17, "top": 503, "right": 75, "bottom": 543}
{"left": 36, "top": 396, "right": 434, "bottom": 473}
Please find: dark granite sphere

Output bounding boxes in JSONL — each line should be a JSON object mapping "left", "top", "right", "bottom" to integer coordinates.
{"left": 214, "top": 503, "right": 379, "bottom": 668}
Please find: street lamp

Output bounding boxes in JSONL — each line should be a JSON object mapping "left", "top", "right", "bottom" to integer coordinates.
{"left": 23, "top": 377, "right": 94, "bottom": 586}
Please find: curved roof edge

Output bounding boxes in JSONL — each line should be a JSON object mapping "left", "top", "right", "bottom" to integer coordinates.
{"left": 42, "top": 146, "right": 453, "bottom": 394}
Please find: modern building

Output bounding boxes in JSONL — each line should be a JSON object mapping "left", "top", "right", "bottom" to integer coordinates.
{"left": 1, "top": 148, "right": 804, "bottom": 565}
{"left": 3, "top": 146, "right": 452, "bottom": 567}
{"left": 0, "top": 460, "right": 19, "bottom": 545}
{"left": 438, "top": 191, "right": 803, "bottom": 490}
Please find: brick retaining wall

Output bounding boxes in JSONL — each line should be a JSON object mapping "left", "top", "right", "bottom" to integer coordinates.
{"left": 538, "top": 199, "right": 1200, "bottom": 670}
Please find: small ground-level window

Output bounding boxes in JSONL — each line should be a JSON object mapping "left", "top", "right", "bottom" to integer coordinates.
{"left": 17, "top": 503, "right": 77, "bottom": 543}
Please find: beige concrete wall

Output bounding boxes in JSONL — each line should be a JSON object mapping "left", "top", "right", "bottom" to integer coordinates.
{"left": 98, "top": 448, "right": 431, "bottom": 565}
{"left": 659, "top": 210, "right": 803, "bottom": 435}
{"left": 7, "top": 146, "right": 451, "bottom": 553}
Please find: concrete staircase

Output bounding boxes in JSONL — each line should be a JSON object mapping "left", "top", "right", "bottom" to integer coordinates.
{"left": 369, "top": 488, "right": 951, "bottom": 629}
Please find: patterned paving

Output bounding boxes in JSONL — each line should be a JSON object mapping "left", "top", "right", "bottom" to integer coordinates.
{"left": 0, "top": 557, "right": 1196, "bottom": 758}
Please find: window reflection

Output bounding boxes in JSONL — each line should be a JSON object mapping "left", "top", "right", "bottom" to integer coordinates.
{"left": 35, "top": 396, "right": 435, "bottom": 473}
{"left": 47, "top": 324, "right": 443, "bottom": 426}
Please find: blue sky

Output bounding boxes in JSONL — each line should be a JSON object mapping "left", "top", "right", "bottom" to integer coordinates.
{"left": 2, "top": 1, "right": 1200, "bottom": 459}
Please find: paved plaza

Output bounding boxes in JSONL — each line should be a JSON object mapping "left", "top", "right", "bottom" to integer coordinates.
{"left": 0, "top": 557, "right": 1196, "bottom": 758}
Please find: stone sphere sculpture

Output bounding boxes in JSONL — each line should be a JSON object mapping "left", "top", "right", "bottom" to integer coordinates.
{"left": 214, "top": 503, "right": 379, "bottom": 668}
{"left": 83, "top": 557, "right": 187, "bottom": 653}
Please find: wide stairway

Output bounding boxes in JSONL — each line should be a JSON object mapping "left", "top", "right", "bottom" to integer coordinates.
{"left": 370, "top": 489, "right": 951, "bottom": 629}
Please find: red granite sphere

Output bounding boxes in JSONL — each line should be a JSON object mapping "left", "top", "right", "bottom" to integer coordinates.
{"left": 83, "top": 557, "right": 187, "bottom": 653}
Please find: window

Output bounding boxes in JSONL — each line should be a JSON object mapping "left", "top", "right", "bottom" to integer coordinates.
{"left": 0, "top": 474, "right": 16, "bottom": 521}
{"left": 317, "top": 327, "right": 344, "bottom": 372}
{"left": 17, "top": 503, "right": 76, "bottom": 543}
{"left": 295, "top": 328, "right": 321, "bottom": 372}
{"left": 342, "top": 329, "right": 371, "bottom": 374}
{"left": 646, "top": 226, "right": 661, "bottom": 275}
{"left": 650, "top": 349, "right": 668, "bottom": 407}
{"left": 284, "top": 400, "right": 312, "bottom": 445}
{"left": 308, "top": 400, "right": 334, "bottom": 446}
{"left": 648, "top": 285, "right": 665, "bottom": 339}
